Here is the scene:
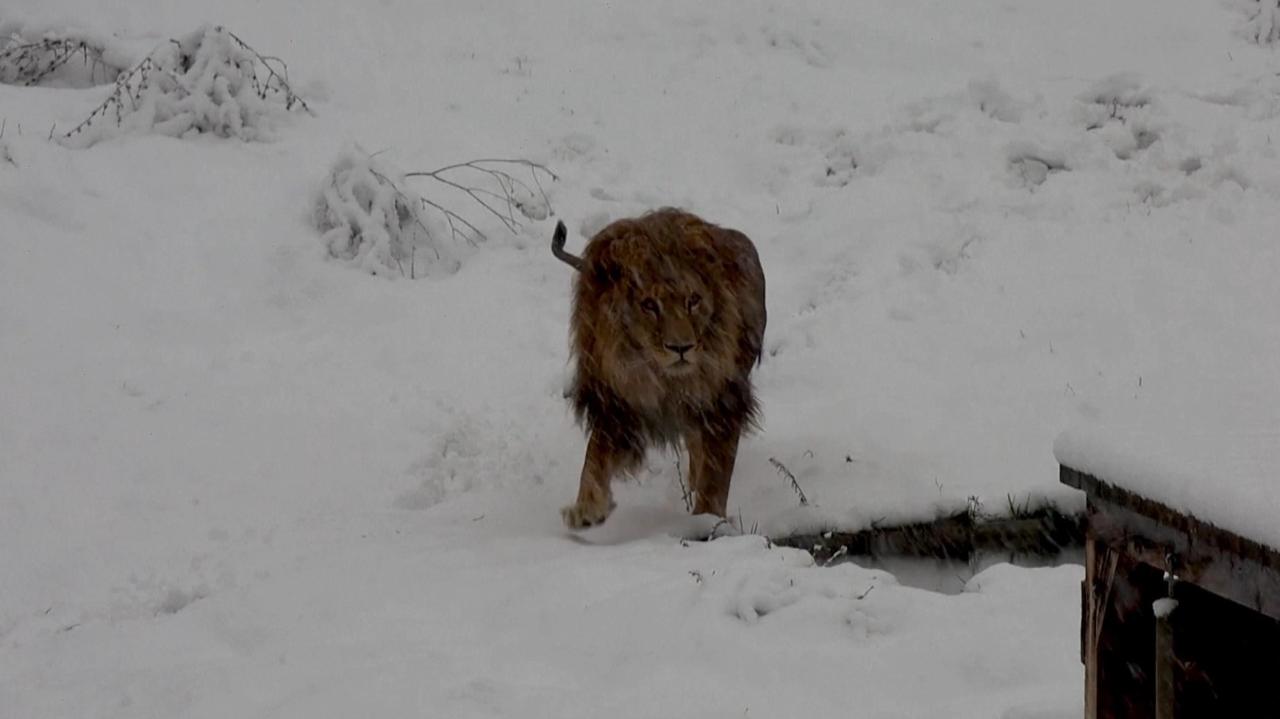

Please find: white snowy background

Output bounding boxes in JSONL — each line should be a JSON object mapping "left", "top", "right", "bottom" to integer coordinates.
{"left": 3, "top": 0, "right": 1279, "bottom": 716}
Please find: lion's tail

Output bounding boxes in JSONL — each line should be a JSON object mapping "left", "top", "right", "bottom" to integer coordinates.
{"left": 551, "top": 220, "right": 584, "bottom": 271}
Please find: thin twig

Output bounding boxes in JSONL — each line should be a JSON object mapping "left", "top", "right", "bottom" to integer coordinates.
{"left": 821, "top": 545, "right": 849, "bottom": 567}
{"left": 675, "top": 448, "right": 693, "bottom": 513}
{"left": 224, "top": 29, "right": 313, "bottom": 115}
{"left": 365, "top": 167, "right": 448, "bottom": 258}
{"left": 419, "top": 195, "right": 487, "bottom": 246}
{"left": 768, "top": 457, "right": 809, "bottom": 506}
{"left": 427, "top": 158, "right": 559, "bottom": 180}
{"left": 403, "top": 158, "right": 556, "bottom": 239}
{"left": 62, "top": 57, "right": 158, "bottom": 139}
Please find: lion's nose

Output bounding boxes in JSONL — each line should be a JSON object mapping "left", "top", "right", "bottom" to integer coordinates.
{"left": 665, "top": 343, "right": 694, "bottom": 356}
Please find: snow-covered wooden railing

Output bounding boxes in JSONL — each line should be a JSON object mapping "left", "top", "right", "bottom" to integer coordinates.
{"left": 1062, "top": 466, "right": 1280, "bottom": 621}
{"left": 1059, "top": 463, "right": 1280, "bottom": 719}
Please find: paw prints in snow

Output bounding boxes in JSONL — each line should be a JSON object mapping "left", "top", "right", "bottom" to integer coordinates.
{"left": 395, "top": 412, "right": 560, "bottom": 510}
{"left": 1075, "top": 74, "right": 1163, "bottom": 161}
{"left": 768, "top": 125, "right": 878, "bottom": 188}
{"left": 692, "top": 556, "right": 897, "bottom": 642}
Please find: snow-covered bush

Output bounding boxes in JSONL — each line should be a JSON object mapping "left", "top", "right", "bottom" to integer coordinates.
{"left": 314, "top": 145, "right": 458, "bottom": 278}
{"left": 0, "top": 27, "right": 127, "bottom": 87}
{"left": 60, "top": 25, "right": 310, "bottom": 148}
{"left": 313, "top": 145, "right": 555, "bottom": 279}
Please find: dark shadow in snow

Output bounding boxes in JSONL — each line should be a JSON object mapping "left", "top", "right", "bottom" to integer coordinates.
{"left": 772, "top": 503, "right": 1084, "bottom": 593}
{"left": 155, "top": 586, "right": 209, "bottom": 615}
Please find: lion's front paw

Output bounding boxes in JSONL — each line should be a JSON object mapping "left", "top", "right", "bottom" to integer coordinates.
{"left": 561, "top": 499, "right": 615, "bottom": 529}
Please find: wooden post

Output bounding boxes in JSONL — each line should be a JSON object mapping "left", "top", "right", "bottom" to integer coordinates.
{"left": 1153, "top": 597, "right": 1178, "bottom": 719}
{"left": 1084, "top": 537, "right": 1118, "bottom": 719}
{"left": 1084, "top": 540, "right": 1099, "bottom": 719}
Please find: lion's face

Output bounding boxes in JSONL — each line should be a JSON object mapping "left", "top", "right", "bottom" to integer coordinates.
{"left": 629, "top": 273, "right": 714, "bottom": 377}
{"left": 570, "top": 209, "right": 765, "bottom": 424}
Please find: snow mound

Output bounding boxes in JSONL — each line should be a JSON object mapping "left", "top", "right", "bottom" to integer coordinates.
{"left": 59, "top": 25, "right": 310, "bottom": 148}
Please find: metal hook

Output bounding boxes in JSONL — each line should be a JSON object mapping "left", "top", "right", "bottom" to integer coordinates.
{"left": 1162, "top": 552, "right": 1180, "bottom": 597}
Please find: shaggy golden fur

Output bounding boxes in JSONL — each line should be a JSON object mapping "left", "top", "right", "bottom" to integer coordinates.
{"left": 551, "top": 209, "right": 766, "bottom": 528}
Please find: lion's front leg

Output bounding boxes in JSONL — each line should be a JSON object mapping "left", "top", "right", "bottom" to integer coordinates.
{"left": 686, "top": 425, "right": 741, "bottom": 518}
{"left": 562, "top": 429, "right": 634, "bottom": 529}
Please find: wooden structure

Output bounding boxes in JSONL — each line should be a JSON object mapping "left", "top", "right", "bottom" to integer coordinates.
{"left": 1062, "top": 466, "right": 1280, "bottom": 718}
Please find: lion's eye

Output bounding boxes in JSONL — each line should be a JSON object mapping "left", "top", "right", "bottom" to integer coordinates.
{"left": 641, "top": 298, "right": 660, "bottom": 315}
{"left": 688, "top": 293, "right": 702, "bottom": 310}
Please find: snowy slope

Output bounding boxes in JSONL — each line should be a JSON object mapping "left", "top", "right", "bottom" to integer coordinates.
{"left": 4, "top": 0, "right": 1279, "bottom": 715}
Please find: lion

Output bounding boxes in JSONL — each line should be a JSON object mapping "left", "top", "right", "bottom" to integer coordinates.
{"left": 550, "top": 208, "right": 766, "bottom": 529}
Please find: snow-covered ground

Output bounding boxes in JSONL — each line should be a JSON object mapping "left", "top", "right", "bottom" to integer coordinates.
{"left": 4, "top": 0, "right": 1279, "bottom": 715}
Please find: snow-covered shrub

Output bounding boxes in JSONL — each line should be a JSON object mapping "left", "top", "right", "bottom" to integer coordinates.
{"left": 314, "top": 145, "right": 459, "bottom": 278}
{"left": 0, "top": 27, "right": 127, "bottom": 87}
{"left": 60, "top": 25, "right": 310, "bottom": 148}
{"left": 314, "top": 145, "right": 555, "bottom": 279}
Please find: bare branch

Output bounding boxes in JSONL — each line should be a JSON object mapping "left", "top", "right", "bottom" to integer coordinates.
{"left": 224, "top": 29, "right": 313, "bottom": 115}
{"left": 364, "top": 166, "right": 451, "bottom": 256}
{"left": 403, "top": 158, "right": 557, "bottom": 242}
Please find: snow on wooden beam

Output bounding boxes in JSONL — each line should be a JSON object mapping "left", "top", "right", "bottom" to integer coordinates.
{"left": 1062, "top": 465, "right": 1280, "bottom": 622}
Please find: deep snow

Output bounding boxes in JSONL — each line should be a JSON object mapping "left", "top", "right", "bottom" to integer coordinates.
{"left": 3, "top": 0, "right": 1279, "bottom": 715}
